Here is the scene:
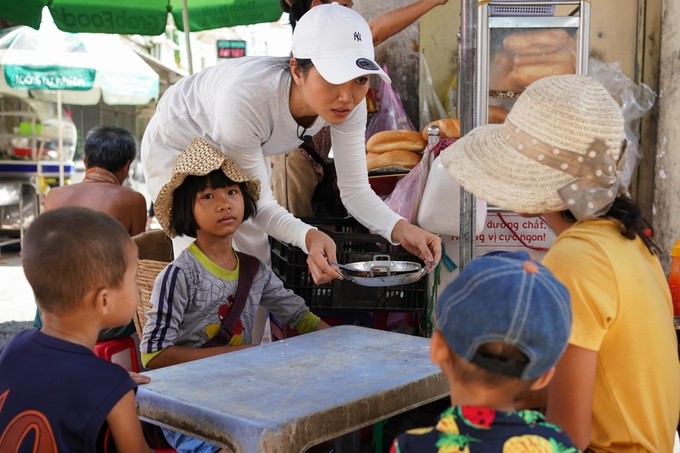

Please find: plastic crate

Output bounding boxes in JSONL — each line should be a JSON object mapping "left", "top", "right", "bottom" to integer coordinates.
{"left": 269, "top": 218, "right": 427, "bottom": 311}
{"left": 489, "top": 0, "right": 556, "bottom": 16}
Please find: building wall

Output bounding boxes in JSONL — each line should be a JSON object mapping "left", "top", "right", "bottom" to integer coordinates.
{"left": 654, "top": 0, "right": 680, "bottom": 268}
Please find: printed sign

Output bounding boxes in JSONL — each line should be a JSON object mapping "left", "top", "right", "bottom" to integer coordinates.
{"left": 436, "top": 212, "right": 556, "bottom": 289}
{"left": 4, "top": 66, "right": 95, "bottom": 90}
{"left": 217, "top": 40, "right": 246, "bottom": 59}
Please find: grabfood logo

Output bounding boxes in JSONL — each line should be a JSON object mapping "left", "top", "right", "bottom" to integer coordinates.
{"left": 356, "top": 58, "right": 379, "bottom": 71}
{"left": 53, "top": 8, "right": 161, "bottom": 34}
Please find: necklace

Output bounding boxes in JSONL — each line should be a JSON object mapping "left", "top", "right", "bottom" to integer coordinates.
{"left": 82, "top": 168, "right": 119, "bottom": 185}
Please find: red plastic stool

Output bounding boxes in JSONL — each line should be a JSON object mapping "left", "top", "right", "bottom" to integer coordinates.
{"left": 94, "top": 337, "right": 140, "bottom": 372}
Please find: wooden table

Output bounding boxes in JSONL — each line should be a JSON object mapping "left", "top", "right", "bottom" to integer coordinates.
{"left": 136, "top": 325, "right": 449, "bottom": 452}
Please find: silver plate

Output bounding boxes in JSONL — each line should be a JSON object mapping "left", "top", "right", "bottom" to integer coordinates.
{"left": 338, "top": 254, "right": 426, "bottom": 287}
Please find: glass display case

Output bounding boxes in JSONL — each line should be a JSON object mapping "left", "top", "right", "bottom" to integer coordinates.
{"left": 475, "top": 1, "right": 591, "bottom": 125}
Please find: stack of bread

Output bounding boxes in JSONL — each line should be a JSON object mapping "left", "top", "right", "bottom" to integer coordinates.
{"left": 366, "top": 130, "right": 426, "bottom": 172}
{"left": 419, "top": 117, "right": 461, "bottom": 140}
{"left": 490, "top": 28, "right": 576, "bottom": 93}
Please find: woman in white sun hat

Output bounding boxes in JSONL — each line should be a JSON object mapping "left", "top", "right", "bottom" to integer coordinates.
{"left": 442, "top": 74, "right": 680, "bottom": 452}
{"left": 141, "top": 3, "right": 441, "bottom": 287}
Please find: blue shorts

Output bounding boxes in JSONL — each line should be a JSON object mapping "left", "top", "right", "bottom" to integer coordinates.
{"left": 162, "top": 427, "right": 221, "bottom": 453}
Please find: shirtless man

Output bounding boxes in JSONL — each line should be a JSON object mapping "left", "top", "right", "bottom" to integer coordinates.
{"left": 35, "top": 126, "right": 147, "bottom": 340}
{"left": 43, "top": 126, "right": 147, "bottom": 235}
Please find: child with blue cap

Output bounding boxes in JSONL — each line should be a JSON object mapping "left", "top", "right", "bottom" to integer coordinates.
{"left": 390, "top": 250, "right": 578, "bottom": 452}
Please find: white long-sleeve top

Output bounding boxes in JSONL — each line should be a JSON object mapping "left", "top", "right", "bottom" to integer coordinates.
{"left": 141, "top": 56, "right": 403, "bottom": 254}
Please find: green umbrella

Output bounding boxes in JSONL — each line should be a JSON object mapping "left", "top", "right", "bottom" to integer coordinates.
{"left": 0, "top": 0, "right": 284, "bottom": 74}
{"left": 0, "top": 0, "right": 283, "bottom": 35}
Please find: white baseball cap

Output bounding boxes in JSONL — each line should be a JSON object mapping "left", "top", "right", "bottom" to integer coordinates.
{"left": 291, "top": 3, "right": 391, "bottom": 85}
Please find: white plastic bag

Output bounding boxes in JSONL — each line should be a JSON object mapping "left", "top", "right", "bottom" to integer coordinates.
{"left": 419, "top": 53, "right": 447, "bottom": 130}
{"left": 589, "top": 57, "right": 656, "bottom": 190}
{"left": 417, "top": 153, "right": 487, "bottom": 237}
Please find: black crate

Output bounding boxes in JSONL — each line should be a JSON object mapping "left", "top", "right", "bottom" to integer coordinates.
{"left": 269, "top": 218, "right": 427, "bottom": 311}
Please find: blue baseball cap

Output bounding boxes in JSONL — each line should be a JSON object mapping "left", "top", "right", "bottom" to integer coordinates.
{"left": 436, "top": 250, "right": 572, "bottom": 380}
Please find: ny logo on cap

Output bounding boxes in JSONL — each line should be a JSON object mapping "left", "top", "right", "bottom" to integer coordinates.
{"left": 353, "top": 31, "right": 362, "bottom": 42}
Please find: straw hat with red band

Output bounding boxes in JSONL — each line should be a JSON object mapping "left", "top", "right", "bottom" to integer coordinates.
{"left": 154, "top": 138, "right": 261, "bottom": 238}
{"left": 441, "top": 74, "right": 626, "bottom": 220}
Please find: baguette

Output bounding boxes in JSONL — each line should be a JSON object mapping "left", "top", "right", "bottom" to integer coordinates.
{"left": 490, "top": 49, "right": 521, "bottom": 91}
{"left": 513, "top": 44, "right": 576, "bottom": 67}
{"left": 503, "top": 28, "right": 570, "bottom": 55}
{"left": 512, "top": 63, "right": 574, "bottom": 88}
{"left": 366, "top": 130, "right": 427, "bottom": 154}
{"left": 420, "top": 118, "right": 461, "bottom": 141}
{"left": 488, "top": 105, "right": 509, "bottom": 124}
{"left": 366, "top": 150, "right": 422, "bottom": 171}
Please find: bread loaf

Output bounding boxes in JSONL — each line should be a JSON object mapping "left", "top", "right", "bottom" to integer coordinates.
{"left": 503, "top": 28, "right": 570, "bottom": 55}
{"left": 512, "top": 63, "right": 574, "bottom": 88}
{"left": 366, "top": 150, "right": 422, "bottom": 171}
{"left": 366, "top": 130, "right": 427, "bottom": 154}
{"left": 512, "top": 44, "right": 576, "bottom": 67}
{"left": 488, "top": 105, "right": 509, "bottom": 124}
{"left": 490, "top": 49, "right": 521, "bottom": 91}
{"left": 420, "top": 118, "right": 461, "bottom": 141}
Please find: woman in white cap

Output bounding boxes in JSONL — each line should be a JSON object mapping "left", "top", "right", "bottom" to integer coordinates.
{"left": 442, "top": 74, "right": 680, "bottom": 452}
{"left": 141, "top": 3, "right": 441, "bottom": 286}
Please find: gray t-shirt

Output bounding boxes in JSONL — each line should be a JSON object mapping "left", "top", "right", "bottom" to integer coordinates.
{"left": 140, "top": 243, "right": 311, "bottom": 359}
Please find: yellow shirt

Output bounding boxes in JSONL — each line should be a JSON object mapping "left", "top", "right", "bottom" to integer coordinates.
{"left": 543, "top": 219, "right": 680, "bottom": 453}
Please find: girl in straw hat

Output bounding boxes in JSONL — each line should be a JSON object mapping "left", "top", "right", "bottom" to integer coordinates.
{"left": 441, "top": 74, "right": 679, "bottom": 452}
{"left": 141, "top": 3, "right": 441, "bottom": 287}
{"left": 140, "top": 138, "right": 330, "bottom": 453}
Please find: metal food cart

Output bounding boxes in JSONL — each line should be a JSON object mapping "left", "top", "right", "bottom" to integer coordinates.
{"left": 0, "top": 94, "right": 76, "bottom": 250}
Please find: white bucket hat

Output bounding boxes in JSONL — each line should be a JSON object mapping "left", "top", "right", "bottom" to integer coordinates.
{"left": 441, "top": 74, "right": 625, "bottom": 219}
{"left": 155, "top": 138, "right": 261, "bottom": 238}
{"left": 291, "top": 3, "right": 390, "bottom": 85}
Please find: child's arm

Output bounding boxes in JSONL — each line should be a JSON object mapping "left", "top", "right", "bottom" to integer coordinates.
{"left": 106, "top": 390, "right": 151, "bottom": 452}
{"left": 257, "top": 266, "right": 330, "bottom": 332}
{"left": 545, "top": 344, "right": 597, "bottom": 450}
{"left": 145, "top": 343, "right": 255, "bottom": 369}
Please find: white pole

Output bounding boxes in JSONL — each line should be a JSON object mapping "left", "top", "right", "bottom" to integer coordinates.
{"left": 181, "top": 0, "right": 194, "bottom": 74}
{"left": 58, "top": 91, "right": 64, "bottom": 186}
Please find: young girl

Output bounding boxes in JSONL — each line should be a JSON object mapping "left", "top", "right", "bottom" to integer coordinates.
{"left": 442, "top": 74, "right": 679, "bottom": 452}
{"left": 140, "top": 138, "right": 330, "bottom": 451}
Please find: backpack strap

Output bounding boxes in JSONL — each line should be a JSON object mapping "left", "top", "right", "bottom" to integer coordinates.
{"left": 201, "top": 251, "right": 260, "bottom": 347}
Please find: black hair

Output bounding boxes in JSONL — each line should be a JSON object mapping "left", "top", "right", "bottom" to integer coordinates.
{"left": 83, "top": 126, "right": 137, "bottom": 173}
{"left": 170, "top": 170, "right": 258, "bottom": 238}
{"left": 23, "top": 207, "right": 132, "bottom": 314}
{"left": 449, "top": 341, "right": 536, "bottom": 392}
{"left": 294, "top": 58, "right": 314, "bottom": 74}
{"left": 288, "top": 0, "right": 314, "bottom": 30}
{"left": 561, "top": 195, "right": 660, "bottom": 255}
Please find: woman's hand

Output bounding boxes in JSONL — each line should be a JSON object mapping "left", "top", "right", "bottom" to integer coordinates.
{"left": 305, "top": 229, "right": 344, "bottom": 284}
{"left": 391, "top": 220, "right": 442, "bottom": 270}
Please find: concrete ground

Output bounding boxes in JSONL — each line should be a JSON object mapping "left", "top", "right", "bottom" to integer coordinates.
{"left": 0, "top": 246, "right": 34, "bottom": 347}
